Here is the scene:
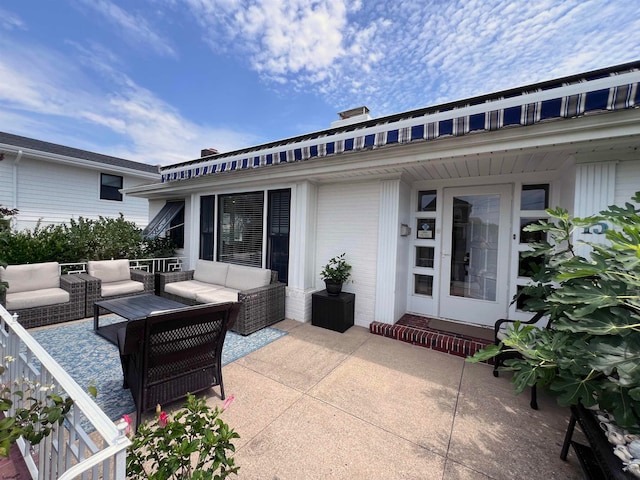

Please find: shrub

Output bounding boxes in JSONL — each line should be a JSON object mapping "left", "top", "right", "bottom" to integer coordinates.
{"left": 1, "top": 215, "right": 175, "bottom": 265}
{"left": 468, "top": 192, "right": 640, "bottom": 427}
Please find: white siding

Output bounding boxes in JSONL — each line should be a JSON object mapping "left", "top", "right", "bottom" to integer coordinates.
{"left": 315, "top": 181, "right": 379, "bottom": 327}
{"left": 0, "top": 162, "right": 14, "bottom": 208}
{"left": 615, "top": 159, "right": 640, "bottom": 205}
{"left": 13, "top": 158, "right": 151, "bottom": 230}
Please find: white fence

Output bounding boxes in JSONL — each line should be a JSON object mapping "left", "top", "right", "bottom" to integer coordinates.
{"left": 0, "top": 305, "right": 130, "bottom": 479}
{"left": 59, "top": 256, "right": 184, "bottom": 275}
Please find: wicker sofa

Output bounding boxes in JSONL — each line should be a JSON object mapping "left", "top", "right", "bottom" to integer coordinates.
{"left": 0, "top": 262, "right": 86, "bottom": 328}
{"left": 78, "top": 259, "right": 155, "bottom": 317}
{"left": 158, "top": 260, "right": 285, "bottom": 335}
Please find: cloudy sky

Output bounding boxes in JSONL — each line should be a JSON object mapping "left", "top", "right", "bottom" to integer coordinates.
{"left": 1, "top": 0, "right": 639, "bottom": 166}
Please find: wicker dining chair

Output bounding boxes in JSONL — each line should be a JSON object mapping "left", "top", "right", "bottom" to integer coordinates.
{"left": 117, "top": 302, "right": 240, "bottom": 429}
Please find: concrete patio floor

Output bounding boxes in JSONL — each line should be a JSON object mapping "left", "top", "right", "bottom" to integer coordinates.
{"left": 199, "top": 319, "right": 583, "bottom": 480}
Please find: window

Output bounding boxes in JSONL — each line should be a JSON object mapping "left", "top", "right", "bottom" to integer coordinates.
{"left": 217, "top": 192, "right": 264, "bottom": 267}
{"left": 169, "top": 206, "right": 184, "bottom": 249}
{"left": 200, "top": 195, "right": 215, "bottom": 260}
{"left": 521, "top": 184, "right": 549, "bottom": 210}
{"left": 267, "top": 189, "right": 291, "bottom": 283}
{"left": 100, "top": 174, "right": 123, "bottom": 201}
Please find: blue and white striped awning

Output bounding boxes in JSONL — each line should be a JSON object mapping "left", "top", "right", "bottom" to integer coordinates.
{"left": 161, "top": 66, "right": 640, "bottom": 183}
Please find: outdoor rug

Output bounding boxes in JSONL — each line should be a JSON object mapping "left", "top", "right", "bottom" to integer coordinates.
{"left": 30, "top": 316, "right": 287, "bottom": 426}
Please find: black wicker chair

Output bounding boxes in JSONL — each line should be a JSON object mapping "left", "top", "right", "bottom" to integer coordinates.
{"left": 116, "top": 302, "right": 240, "bottom": 429}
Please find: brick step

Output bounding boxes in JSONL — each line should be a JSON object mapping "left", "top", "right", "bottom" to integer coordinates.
{"left": 369, "top": 314, "right": 494, "bottom": 362}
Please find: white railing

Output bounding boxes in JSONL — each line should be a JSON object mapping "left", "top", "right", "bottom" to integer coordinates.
{"left": 0, "top": 305, "right": 130, "bottom": 479}
{"left": 59, "top": 256, "right": 184, "bottom": 275}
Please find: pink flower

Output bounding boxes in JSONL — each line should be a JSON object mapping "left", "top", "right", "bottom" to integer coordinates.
{"left": 158, "top": 411, "right": 168, "bottom": 428}
{"left": 222, "top": 394, "right": 235, "bottom": 410}
{"left": 122, "top": 414, "right": 131, "bottom": 435}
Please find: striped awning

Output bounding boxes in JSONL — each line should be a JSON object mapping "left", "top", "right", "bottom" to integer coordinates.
{"left": 161, "top": 67, "right": 640, "bottom": 183}
{"left": 143, "top": 201, "right": 184, "bottom": 239}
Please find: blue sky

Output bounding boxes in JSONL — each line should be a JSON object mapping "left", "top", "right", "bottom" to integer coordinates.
{"left": 1, "top": 1, "right": 639, "bottom": 166}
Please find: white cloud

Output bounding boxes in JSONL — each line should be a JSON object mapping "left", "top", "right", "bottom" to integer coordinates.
{"left": 0, "top": 39, "right": 257, "bottom": 165}
{"left": 0, "top": 8, "right": 25, "bottom": 30}
{"left": 175, "top": 0, "right": 640, "bottom": 117}
{"left": 76, "top": 0, "right": 176, "bottom": 57}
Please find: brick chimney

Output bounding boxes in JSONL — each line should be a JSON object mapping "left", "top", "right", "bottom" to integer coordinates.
{"left": 201, "top": 147, "right": 219, "bottom": 157}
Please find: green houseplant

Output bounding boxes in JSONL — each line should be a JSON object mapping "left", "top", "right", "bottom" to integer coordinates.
{"left": 320, "top": 253, "right": 352, "bottom": 296}
{"left": 468, "top": 192, "right": 640, "bottom": 428}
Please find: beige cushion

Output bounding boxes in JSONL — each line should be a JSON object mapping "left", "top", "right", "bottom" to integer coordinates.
{"left": 196, "top": 287, "right": 239, "bottom": 304}
{"left": 225, "top": 265, "right": 271, "bottom": 291}
{"left": 100, "top": 280, "right": 144, "bottom": 297}
{"left": 6, "top": 288, "right": 69, "bottom": 310}
{"left": 164, "top": 280, "right": 221, "bottom": 300}
{"left": 1, "top": 262, "right": 60, "bottom": 294}
{"left": 193, "top": 260, "right": 229, "bottom": 285}
{"left": 88, "top": 259, "right": 131, "bottom": 284}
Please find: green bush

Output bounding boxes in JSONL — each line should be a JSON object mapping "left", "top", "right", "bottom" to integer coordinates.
{"left": 0, "top": 215, "right": 176, "bottom": 265}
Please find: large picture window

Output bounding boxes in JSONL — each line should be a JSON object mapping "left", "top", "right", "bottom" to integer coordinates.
{"left": 217, "top": 192, "right": 264, "bottom": 267}
{"left": 100, "top": 173, "right": 123, "bottom": 201}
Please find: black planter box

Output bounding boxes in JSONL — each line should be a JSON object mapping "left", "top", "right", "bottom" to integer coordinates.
{"left": 312, "top": 290, "right": 355, "bottom": 333}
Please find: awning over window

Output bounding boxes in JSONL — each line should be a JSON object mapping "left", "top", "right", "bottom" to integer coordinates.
{"left": 143, "top": 201, "right": 185, "bottom": 239}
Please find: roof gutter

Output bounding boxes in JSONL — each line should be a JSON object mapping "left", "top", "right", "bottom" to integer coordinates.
{"left": 0, "top": 144, "right": 160, "bottom": 180}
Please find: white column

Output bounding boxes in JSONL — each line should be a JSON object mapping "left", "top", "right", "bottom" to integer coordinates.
{"left": 375, "top": 179, "right": 400, "bottom": 324}
{"left": 573, "top": 161, "right": 617, "bottom": 256}
{"left": 286, "top": 181, "right": 318, "bottom": 322}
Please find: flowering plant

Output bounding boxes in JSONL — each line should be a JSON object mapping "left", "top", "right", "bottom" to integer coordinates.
{"left": 123, "top": 393, "right": 240, "bottom": 479}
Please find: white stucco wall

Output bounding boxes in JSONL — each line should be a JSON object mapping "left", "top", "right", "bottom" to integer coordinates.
{"left": 315, "top": 181, "right": 380, "bottom": 327}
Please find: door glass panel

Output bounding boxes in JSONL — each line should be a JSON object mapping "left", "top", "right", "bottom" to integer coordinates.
{"left": 416, "top": 219, "right": 436, "bottom": 239}
{"left": 449, "top": 194, "right": 500, "bottom": 301}
{"left": 418, "top": 190, "right": 437, "bottom": 211}
{"left": 416, "top": 247, "right": 434, "bottom": 268}
{"left": 414, "top": 274, "right": 433, "bottom": 296}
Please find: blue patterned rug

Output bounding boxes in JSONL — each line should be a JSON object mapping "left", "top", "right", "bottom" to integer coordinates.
{"left": 30, "top": 316, "right": 287, "bottom": 425}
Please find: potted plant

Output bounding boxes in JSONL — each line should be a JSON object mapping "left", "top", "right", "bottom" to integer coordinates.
{"left": 320, "top": 253, "right": 352, "bottom": 296}
{"left": 468, "top": 191, "right": 640, "bottom": 428}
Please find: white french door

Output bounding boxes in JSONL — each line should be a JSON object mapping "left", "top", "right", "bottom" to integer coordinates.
{"left": 438, "top": 185, "right": 512, "bottom": 325}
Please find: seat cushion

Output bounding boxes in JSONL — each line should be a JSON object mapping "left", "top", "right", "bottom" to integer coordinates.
{"left": 6, "top": 288, "right": 69, "bottom": 310}
{"left": 193, "top": 260, "right": 229, "bottom": 285}
{"left": 195, "top": 287, "right": 239, "bottom": 304}
{"left": 164, "top": 280, "right": 222, "bottom": 300}
{"left": 88, "top": 259, "right": 131, "bottom": 283}
{"left": 100, "top": 280, "right": 144, "bottom": 297}
{"left": 1, "top": 262, "right": 60, "bottom": 294}
{"left": 225, "top": 265, "right": 271, "bottom": 291}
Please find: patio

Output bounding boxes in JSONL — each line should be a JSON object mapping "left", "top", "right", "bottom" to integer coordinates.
{"left": 203, "top": 319, "right": 582, "bottom": 479}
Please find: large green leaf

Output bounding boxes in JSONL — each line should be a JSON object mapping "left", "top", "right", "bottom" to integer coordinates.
{"left": 597, "top": 387, "right": 639, "bottom": 428}
{"left": 588, "top": 336, "right": 640, "bottom": 387}
{"left": 554, "top": 308, "right": 638, "bottom": 336}
{"left": 549, "top": 371, "right": 600, "bottom": 407}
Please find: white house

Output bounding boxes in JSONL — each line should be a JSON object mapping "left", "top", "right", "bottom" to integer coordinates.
{"left": 125, "top": 61, "right": 640, "bottom": 330}
{"left": 0, "top": 132, "right": 160, "bottom": 231}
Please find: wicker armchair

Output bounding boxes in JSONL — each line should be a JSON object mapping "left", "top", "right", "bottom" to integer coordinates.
{"left": 78, "top": 259, "right": 154, "bottom": 317}
{"left": 0, "top": 262, "right": 86, "bottom": 328}
{"left": 116, "top": 302, "right": 240, "bottom": 429}
{"left": 158, "top": 264, "right": 285, "bottom": 335}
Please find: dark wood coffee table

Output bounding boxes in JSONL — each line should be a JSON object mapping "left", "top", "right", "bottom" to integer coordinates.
{"left": 94, "top": 294, "right": 187, "bottom": 344}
